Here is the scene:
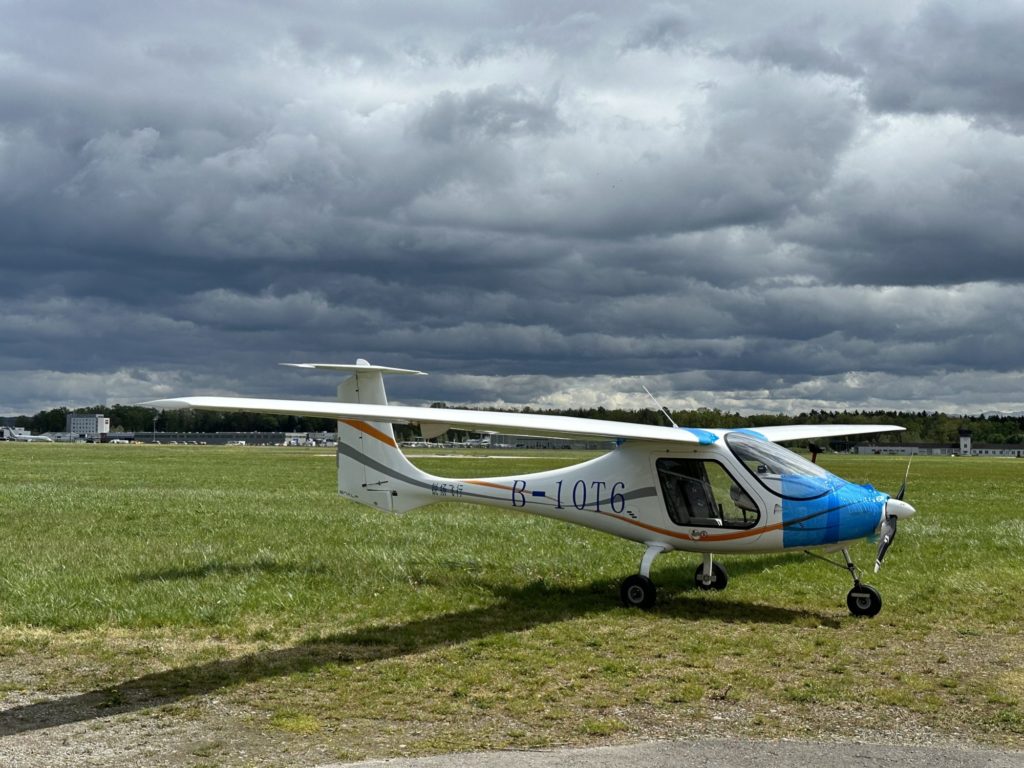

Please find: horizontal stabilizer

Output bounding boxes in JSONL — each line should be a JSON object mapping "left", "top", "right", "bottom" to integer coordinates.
{"left": 281, "top": 360, "right": 426, "bottom": 376}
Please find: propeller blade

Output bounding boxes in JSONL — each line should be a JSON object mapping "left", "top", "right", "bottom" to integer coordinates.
{"left": 874, "top": 516, "right": 898, "bottom": 573}
{"left": 895, "top": 456, "right": 912, "bottom": 501}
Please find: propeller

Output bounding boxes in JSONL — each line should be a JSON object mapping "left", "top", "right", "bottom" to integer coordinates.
{"left": 895, "top": 456, "right": 911, "bottom": 501}
{"left": 874, "top": 457, "right": 915, "bottom": 572}
{"left": 874, "top": 515, "right": 898, "bottom": 573}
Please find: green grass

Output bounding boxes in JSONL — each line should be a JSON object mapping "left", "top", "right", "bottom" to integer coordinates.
{"left": 0, "top": 443, "right": 1021, "bottom": 762}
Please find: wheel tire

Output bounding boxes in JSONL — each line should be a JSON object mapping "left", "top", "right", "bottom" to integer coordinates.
{"left": 847, "top": 584, "right": 883, "bottom": 617}
{"left": 620, "top": 574, "right": 657, "bottom": 609}
{"left": 694, "top": 561, "right": 728, "bottom": 591}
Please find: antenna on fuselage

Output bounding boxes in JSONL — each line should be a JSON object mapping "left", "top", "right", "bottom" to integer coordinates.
{"left": 642, "top": 384, "right": 678, "bottom": 429}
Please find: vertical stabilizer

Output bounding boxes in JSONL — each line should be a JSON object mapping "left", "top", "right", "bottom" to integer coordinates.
{"left": 286, "top": 360, "right": 434, "bottom": 513}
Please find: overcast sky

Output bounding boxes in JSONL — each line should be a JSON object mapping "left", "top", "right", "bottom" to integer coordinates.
{"left": 2, "top": 1, "right": 1023, "bottom": 417}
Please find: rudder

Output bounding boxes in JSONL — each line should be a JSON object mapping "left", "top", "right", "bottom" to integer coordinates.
{"left": 290, "top": 360, "right": 436, "bottom": 513}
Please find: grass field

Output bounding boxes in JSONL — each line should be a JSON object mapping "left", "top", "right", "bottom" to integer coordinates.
{"left": 0, "top": 443, "right": 1021, "bottom": 765}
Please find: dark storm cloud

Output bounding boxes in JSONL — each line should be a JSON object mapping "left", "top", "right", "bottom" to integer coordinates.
{"left": 856, "top": 2, "right": 1024, "bottom": 131}
{"left": 728, "top": 34, "right": 861, "bottom": 79}
{"left": 786, "top": 121, "right": 1024, "bottom": 287}
{"left": 2, "top": 1, "right": 1024, "bottom": 416}
{"left": 622, "top": 8, "right": 692, "bottom": 52}
{"left": 417, "top": 85, "right": 564, "bottom": 143}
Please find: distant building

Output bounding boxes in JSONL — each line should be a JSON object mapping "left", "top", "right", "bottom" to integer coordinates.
{"left": 66, "top": 413, "right": 110, "bottom": 439}
{"left": 856, "top": 429, "right": 1024, "bottom": 457}
{"left": 959, "top": 428, "right": 972, "bottom": 455}
{"left": 956, "top": 429, "right": 1024, "bottom": 457}
{"left": 490, "top": 433, "right": 616, "bottom": 451}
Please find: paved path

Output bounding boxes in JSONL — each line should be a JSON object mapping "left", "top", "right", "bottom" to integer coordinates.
{"left": 328, "top": 739, "right": 1022, "bottom": 768}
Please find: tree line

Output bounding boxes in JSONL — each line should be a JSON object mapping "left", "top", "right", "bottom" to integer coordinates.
{"left": 14, "top": 403, "right": 1024, "bottom": 446}
{"left": 16, "top": 405, "right": 337, "bottom": 435}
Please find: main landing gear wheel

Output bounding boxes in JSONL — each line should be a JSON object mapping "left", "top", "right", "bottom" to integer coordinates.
{"left": 620, "top": 574, "right": 657, "bottom": 610}
{"left": 694, "top": 561, "right": 728, "bottom": 590}
{"left": 847, "top": 584, "right": 882, "bottom": 617}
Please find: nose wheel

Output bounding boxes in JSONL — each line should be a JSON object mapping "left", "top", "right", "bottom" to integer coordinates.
{"left": 847, "top": 584, "right": 882, "bottom": 617}
{"left": 806, "top": 547, "right": 884, "bottom": 617}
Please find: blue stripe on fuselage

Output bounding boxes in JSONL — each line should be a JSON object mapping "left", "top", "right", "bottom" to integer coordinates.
{"left": 679, "top": 427, "right": 719, "bottom": 444}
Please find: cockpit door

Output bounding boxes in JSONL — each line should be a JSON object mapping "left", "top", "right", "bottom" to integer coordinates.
{"left": 655, "top": 457, "right": 764, "bottom": 543}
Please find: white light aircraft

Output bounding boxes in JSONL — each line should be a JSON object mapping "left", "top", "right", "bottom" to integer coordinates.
{"left": 0, "top": 426, "right": 53, "bottom": 442}
{"left": 145, "top": 360, "right": 916, "bottom": 617}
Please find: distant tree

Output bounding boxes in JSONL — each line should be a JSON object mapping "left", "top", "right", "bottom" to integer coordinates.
{"left": 30, "top": 407, "right": 69, "bottom": 433}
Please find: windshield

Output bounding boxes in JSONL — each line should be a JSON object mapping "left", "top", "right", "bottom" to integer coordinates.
{"left": 725, "top": 432, "right": 845, "bottom": 500}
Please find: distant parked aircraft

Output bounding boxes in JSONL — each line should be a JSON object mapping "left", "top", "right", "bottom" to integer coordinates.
{"left": 0, "top": 426, "right": 53, "bottom": 442}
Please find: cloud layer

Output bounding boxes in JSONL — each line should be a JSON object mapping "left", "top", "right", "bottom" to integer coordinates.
{"left": 2, "top": 1, "right": 1023, "bottom": 415}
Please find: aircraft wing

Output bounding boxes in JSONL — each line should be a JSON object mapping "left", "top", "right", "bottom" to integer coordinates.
{"left": 144, "top": 397, "right": 905, "bottom": 446}
{"left": 143, "top": 396, "right": 716, "bottom": 444}
{"left": 738, "top": 424, "right": 905, "bottom": 443}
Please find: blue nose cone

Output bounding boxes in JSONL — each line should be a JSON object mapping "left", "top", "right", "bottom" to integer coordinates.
{"left": 781, "top": 481, "right": 888, "bottom": 548}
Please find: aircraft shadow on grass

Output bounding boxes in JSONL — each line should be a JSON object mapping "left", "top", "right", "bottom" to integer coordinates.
{"left": 0, "top": 562, "right": 838, "bottom": 737}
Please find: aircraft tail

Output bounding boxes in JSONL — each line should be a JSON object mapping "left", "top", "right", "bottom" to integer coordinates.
{"left": 290, "top": 360, "right": 437, "bottom": 513}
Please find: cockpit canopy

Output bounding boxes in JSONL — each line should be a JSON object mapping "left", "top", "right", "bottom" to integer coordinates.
{"left": 725, "top": 432, "right": 846, "bottom": 500}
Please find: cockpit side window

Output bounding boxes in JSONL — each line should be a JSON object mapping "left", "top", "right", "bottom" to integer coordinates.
{"left": 656, "top": 458, "right": 759, "bottom": 529}
{"left": 725, "top": 432, "right": 840, "bottom": 500}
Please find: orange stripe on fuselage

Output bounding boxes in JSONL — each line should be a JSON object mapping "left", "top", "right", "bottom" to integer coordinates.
{"left": 340, "top": 419, "right": 398, "bottom": 448}
{"left": 464, "top": 479, "right": 516, "bottom": 491}
{"left": 593, "top": 509, "right": 786, "bottom": 543}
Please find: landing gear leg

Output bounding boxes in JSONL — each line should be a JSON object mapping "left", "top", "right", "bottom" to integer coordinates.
{"left": 620, "top": 543, "right": 669, "bottom": 610}
{"left": 842, "top": 548, "right": 882, "bottom": 618}
{"left": 805, "top": 548, "right": 883, "bottom": 617}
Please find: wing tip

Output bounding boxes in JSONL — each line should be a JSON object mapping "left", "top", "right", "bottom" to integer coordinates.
{"left": 138, "top": 398, "right": 190, "bottom": 410}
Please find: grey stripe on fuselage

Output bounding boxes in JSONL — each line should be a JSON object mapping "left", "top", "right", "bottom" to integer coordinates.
{"left": 337, "top": 442, "right": 656, "bottom": 511}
